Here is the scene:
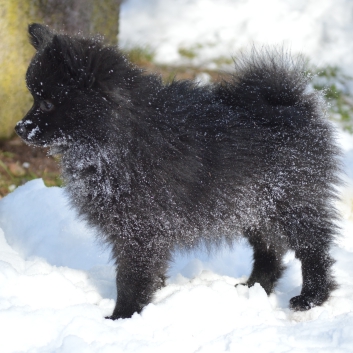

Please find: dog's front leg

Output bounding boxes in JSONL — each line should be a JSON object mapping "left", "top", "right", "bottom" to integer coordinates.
{"left": 106, "top": 239, "right": 170, "bottom": 320}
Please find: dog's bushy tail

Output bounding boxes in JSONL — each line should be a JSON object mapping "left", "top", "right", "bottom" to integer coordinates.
{"left": 218, "top": 47, "right": 321, "bottom": 128}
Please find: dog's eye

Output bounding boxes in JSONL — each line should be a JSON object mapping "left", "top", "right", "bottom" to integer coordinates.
{"left": 39, "top": 100, "right": 54, "bottom": 112}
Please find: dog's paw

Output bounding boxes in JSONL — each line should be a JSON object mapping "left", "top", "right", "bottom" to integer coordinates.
{"left": 235, "top": 282, "right": 248, "bottom": 288}
{"left": 105, "top": 315, "right": 119, "bottom": 320}
{"left": 289, "top": 295, "right": 316, "bottom": 311}
{"left": 105, "top": 309, "right": 136, "bottom": 320}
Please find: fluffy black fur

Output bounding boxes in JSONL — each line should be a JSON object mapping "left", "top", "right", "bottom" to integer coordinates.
{"left": 16, "top": 23, "right": 341, "bottom": 319}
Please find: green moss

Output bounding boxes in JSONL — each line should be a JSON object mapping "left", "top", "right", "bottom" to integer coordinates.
{"left": 178, "top": 47, "right": 198, "bottom": 59}
{"left": 123, "top": 47, "right": 156, "bottom": 65}
{"left": 212, "top": 56, "right": 234, "bottom": 67}
{"left": 91, "top": 0, "right": 120, "bottom": 45}
{"left": 312, "top": 65, "right": 353, "bottom": 132}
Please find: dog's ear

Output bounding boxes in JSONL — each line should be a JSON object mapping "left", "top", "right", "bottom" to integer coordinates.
{"left": 28, "top": 23, "right": 53, "bottom": 50}
{"left": 50, "top": 34, "right": 95, "bottom": 89}
{"left": 50, "top": 34, "right": 77, "bottom": 74}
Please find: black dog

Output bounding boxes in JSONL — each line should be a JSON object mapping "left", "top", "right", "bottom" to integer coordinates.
{"left": 16, "top": 23, "right": 341, "bottom": 319}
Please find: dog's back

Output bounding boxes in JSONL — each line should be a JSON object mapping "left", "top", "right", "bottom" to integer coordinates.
{"left": 109, "top": 49, "right": 339, "bottom": 250}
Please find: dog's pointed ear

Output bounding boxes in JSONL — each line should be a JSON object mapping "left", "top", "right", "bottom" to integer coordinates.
{"left": 28, "top": 23, "right": 53, "bottom": 50}
{"left": 51, "top": 34, "right": 72, "bottom": 67}
{"left": 51, "top": 34, "right": 63, "bottom": 52}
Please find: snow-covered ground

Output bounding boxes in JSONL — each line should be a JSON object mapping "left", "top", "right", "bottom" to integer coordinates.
{"left": 1, "top": 173, "right": 353, "bottom": 353}
{"left": 120, "top": 0, "right": 353, "bottom": 77}
{"left": 2, "top": 0, "right": 353, "bottom": 352}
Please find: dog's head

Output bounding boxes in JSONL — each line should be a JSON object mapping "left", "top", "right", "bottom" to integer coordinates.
{"left": 15, "top": 24, "right": 139, "bottom": 150}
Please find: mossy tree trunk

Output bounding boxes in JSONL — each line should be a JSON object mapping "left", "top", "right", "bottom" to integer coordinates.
{"left": 0, "top": 1, "right": 35, "bottom": 140}
{"left": 36, "top": 0, "right": 122, "bottom": 44}
{"left": 0, "top": 0, "right": 121, "bottom": 140}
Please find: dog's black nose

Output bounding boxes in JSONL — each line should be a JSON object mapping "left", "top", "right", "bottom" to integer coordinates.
{"left": 15, "top": 122, "right": 26, "bottom": 137}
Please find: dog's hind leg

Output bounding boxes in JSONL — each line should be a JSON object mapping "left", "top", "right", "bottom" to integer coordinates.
{"left": 241, "top": 228, "right": 286, "bottom": 295}
{"left": 283, "top": 206, "right": 337, "bottom": 310}
{"left": 290, "top": 247, "right": 336, "bottom": 311}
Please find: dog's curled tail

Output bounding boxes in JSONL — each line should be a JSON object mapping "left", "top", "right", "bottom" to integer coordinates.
{"left": 219, "top": 47, "right": 322, "bottom": 127}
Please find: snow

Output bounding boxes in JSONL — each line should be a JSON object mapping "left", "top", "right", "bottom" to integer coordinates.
{"left": 2, "top": 0, "right": 353, "bottom": 352}
{"left": 1, "top": 173, "right": 353, "bottom": 352}
{"left": 120, "top": 0, "right": 353, "bottom": 77}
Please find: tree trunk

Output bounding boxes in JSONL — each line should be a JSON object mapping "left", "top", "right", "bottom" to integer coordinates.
{"left": 36, "top": 0, "right": 122, "bottom": 45}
